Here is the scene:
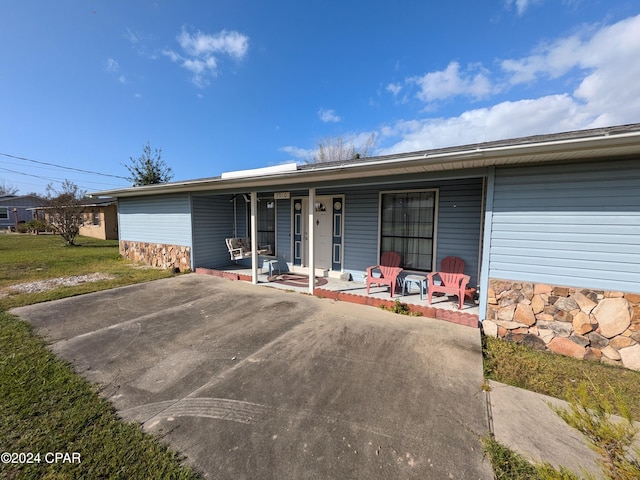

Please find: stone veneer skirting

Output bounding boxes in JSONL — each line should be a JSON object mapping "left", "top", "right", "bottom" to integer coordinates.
{"left": 120, "top": 240, "right": 191, "bottom": 271}
{"left": 484, "top": 278, "right": 640, "bottom": 371}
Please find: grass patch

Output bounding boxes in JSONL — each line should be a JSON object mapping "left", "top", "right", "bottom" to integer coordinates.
{"left": 0, "top": 234, "right": 199, "bottom": 478}
{"left": 0, "top": 234, "right": 174, "bottom": 310}
{"left": 483, "top": 335, "right": 640, "bottom": 479}
{"left": 380, "top": 298, "right": 422, "bottom": 316}
{"left": 482, "top": 437, "right": 541, "bottom": 480}
{"left": 0, "top": 311, "right": 200, "bottom": 479}
{"left": 483, "top": 335, "right": 640, "bottom": 418}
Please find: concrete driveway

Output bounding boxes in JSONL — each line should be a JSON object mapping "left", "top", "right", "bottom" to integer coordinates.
{"left": 12, "top": 274, "right": 493, "bottom": 479}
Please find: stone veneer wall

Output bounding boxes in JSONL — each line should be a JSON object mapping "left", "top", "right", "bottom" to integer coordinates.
{"left": 120, "top": 240, "right": 191, "bottom": 271}
{"left": 483, "top": 279, "right": 640, "bottom": 371}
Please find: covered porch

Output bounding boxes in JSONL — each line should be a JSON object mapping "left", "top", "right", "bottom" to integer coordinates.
{"left": 192, "top": 173, "right": 486, "bottom": 302}
{"left": 195, "top": 264, "right": 480, "bottom": 327}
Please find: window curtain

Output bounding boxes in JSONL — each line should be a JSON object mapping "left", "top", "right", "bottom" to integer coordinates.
{"left": 381, "top": 191, "right": 434, "bottom": 271}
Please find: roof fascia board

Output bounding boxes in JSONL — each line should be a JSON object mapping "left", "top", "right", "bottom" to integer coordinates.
{"left": 90, "top": 129, "right": 640, "bottom": 198}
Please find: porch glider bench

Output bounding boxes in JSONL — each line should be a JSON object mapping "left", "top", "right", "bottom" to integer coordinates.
{"left": 225, "top": 238, "right": 269, "bottom": 261}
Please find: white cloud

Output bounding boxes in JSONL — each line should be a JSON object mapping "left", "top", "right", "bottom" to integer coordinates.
{"left": 501, "top": 34, "right": 584, "bottom": 84}
{"left": 177, "top": 28, "right": 248, "bottom": 59}
{"left": 377, "top": 13, "right": 640, "bottom": 154}
{"left": 105, "top": 58, "right": 126, "bottom": 84}
{"left": 161, "top": 49, "right": 180, "bottom": 62}
{"left": 504, "top": 0, "right": 542, "bottom": 16}
{"left": 409, "top": 62, "right": 493, "bottom": 103}
{"left": 379, "top": 94, "right": 588, "bottom": 153}
{"left": 280, "top": 145, "right": 314, "bottom": 162}
{"left": 386, "top": 83, "right": 402, "bottom": 96}
{"left": 106, "top": 58, "right": 119, "bottom": 73}
{"left": 163, "top": 27, "right": 249, "bottom": 87}
{"left": 125, "top": 28, "right": 140, "bottom": 46}
{"left": 318, "top": 108, "right": 341, "bottom": 123}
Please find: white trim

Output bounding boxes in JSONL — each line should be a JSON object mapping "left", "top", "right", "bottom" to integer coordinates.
{"left": 308, "top": 188, "right": 315, "bottom": 294}
{"left": 250, "top": 192, "right": 258, "bottom": 284}
{"left": 221, "top": 162, "right": 297, "bottom": 179}
{"left": 332, "top": 195, "right": 346, "bottom": 272}
{"left": 333, "top": 243, "right": 341, "bottom": 264}
{"left": 478, "top": 167, "right": 495, "bottom": 322}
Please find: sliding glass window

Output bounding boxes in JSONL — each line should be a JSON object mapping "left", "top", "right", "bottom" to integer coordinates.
{"left": 380, "top": 190, "right": 436, "bottom": 271}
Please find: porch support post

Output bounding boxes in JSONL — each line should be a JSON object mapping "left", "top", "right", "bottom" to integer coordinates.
{"left": 250, "top": 191, "right": 258, "bottom": 284}
{"left": 308, "top": 187, "right": 315, "bottom": 294}
{"left": 478, "top": 167, "right": 495, "bottom": 322}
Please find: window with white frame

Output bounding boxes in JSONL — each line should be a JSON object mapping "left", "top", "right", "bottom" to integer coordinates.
{"left": 380, "top": 190, "right": 436, "bottom": 271}
{"left": 0, "top": 208, "right": 8, "bottom": 220}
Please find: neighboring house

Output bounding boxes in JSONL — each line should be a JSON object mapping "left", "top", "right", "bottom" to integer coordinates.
{"left": 32, "top": 197, "right": 118, "bottom": 240}
{"left": 90, "top": 124, "right": 640, "bottom": 333}
{"left": 78, "top": 198, "right": 119, "bottom": 240}
{"left": 0, "top": 194, "right": 43, "bottom": 230}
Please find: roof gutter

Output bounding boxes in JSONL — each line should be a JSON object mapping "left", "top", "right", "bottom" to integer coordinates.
{"left": 90, "top": 128, "right": 640, "bottom": 198}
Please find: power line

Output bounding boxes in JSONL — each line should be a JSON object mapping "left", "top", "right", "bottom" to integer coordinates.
{"left": 0, "top": 166, "right": 129, "bottom": 193}
{"left": 0, "top": 166, "right": 127, "bottom": 188}
{"left": 0, "top": 166, "right": 61, "bottom": 183}
{"left": 0, "top": 151, "right": 129, "bottom": 180}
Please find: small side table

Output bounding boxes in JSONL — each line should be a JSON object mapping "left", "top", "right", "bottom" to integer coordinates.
{"left": 402, "top": 274, "right": 426, "bottom": 300}
{"left": 263, "top": 259, "right": 281, "bottom": 276}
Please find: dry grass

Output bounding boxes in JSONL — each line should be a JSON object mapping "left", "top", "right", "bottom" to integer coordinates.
{"left": 483, "top": 335, "right": 640, "bottom": 420}
{"left": 0, "top": 234, "right": 174, "bottom": 310}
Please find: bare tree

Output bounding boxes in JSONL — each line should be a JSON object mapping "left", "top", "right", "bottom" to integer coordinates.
{"left": 310, "top": 133, "right": 377, "bottom": 163}
{"left": 124, "top": 142, "right": 174, "bottom": 186}
{"left": 45, "top": 180, "right": 86, "bottom": 246}
{"left": 0, "top": 180, "right": 19, "bottom": 196}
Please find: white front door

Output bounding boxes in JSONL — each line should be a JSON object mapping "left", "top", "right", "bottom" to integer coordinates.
{"left": 312, "top": 197, "right": 332, "bottom": 270}
{"left": 294, "top": 197, "right": 333, "bottom": 271}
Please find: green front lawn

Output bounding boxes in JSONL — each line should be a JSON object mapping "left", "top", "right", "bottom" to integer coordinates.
{"left": 0, "top": 233, "right": 199, "bottom": 478}
{"left": 0, "top": 312, "right": 200, "bottom": 479}
{"left": 0, "top": 234, "right": 173, "bottom": 310}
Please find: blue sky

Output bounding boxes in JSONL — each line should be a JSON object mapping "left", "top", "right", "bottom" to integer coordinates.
{"left": 1, "top": 1, "right": 640, "bottom": 195}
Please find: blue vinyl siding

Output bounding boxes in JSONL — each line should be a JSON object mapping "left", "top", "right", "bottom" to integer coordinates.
{"left": 118, "top": 194, "right": 192, "bottom": 246}
{"left": 489, "top": 159, "right": 640, "bottom": 293}
{"left": 192, "top": 195, "right": 235, "bottom": 269}
{"left": 343, "top": 189, "right": 379, "bottom": 281}
{"left": 436, "top": 179, "right": 483, "bottom": 288}
{"left": 342, "top": 178, "right": 483, "bottom": 285}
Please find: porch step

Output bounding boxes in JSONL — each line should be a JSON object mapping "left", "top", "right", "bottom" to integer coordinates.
{"left": 290, "top": 266, "right": 329, "bottom": 277}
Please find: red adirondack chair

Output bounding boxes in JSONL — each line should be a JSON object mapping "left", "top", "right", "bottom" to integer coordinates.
{"left": 366, "top": 251, "right": 403, "bottom": 297}
{"left": 426, "top": 256, "right": 470, "bottom": 309}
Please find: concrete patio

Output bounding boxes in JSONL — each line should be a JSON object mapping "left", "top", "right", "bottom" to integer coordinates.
{"left": 196, "top": 265, "right": 480, "bottom": 328}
